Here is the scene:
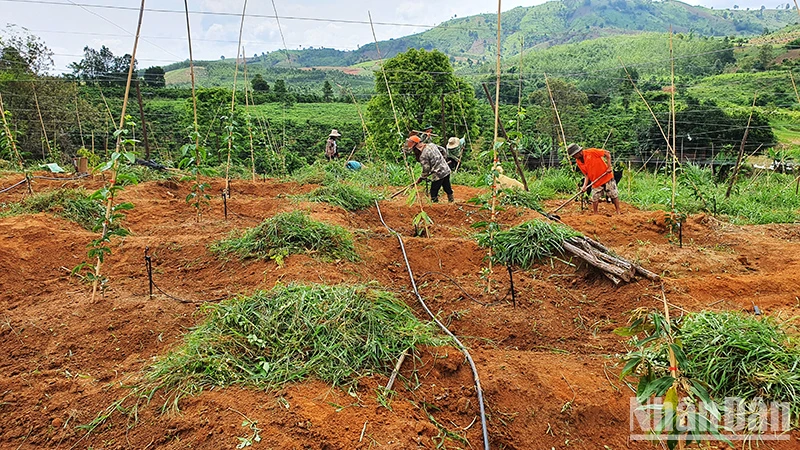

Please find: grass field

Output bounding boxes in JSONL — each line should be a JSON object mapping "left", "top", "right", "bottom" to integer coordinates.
{"left": 247, "top": 103, "right": 362, "bottom": 124}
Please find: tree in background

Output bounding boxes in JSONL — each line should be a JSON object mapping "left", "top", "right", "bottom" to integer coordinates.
{"left": 143, "top": 66, "right": 165, "bottom": 88}
{"left": 528, "top": 78, "right": 588, "bottom": 154}
{"left": 0, "top": 25, "right": 53, "bottom": 75}
{"left": 69, "top": 45, "right": 137, "bottom": 86}
{"left": 251, "top": 74, "right": 270, "bottom": 92}
{"left": 322, "top": 80, "right": 333, "bottom": 102}
{"left": 365, "top": 48, "right": 478, "bottom": 157}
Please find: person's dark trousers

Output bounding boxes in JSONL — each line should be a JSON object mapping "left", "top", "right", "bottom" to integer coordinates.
{"left": 430, "top": 175, "right": 453, "bottom": 202}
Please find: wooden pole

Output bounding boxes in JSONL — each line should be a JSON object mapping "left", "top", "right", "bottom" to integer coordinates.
{"left": 544, "top": 72, "right": 568, "bottom": 159}
{"left": 74, "top": 83, "right": 86, "bottom": 149}
{"left": 225, "top": 0, "right": 249, "bottom": 195}
{"left": 669, "top": 28, "right": 677, "bottom": 212}
{"left": 368, "top": 10, "right": 429, "bottom": 237}
{"left": 482, "top": 83, "right": 529, "bottom": 190}
{"left": 92, "top": 0, "right": 145, "bottom": 301}
{"left": 726, "top": 93, "right": 757, "bottom": 199}
{"left": 31, "top": 83, "right": 51, "bottom": 159}
{"left": 135, "top": 79, "right": 151, "bottom": 160}
{"left": 184, "top": 0, "right": 200, "bottom": 154}
{"left": 242, "top": 47, "right": 256, "bottom": 182}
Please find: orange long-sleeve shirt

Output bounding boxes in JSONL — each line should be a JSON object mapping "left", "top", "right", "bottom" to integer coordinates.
{"left": 575, "top": 148, "right": 613, "bottom": 188}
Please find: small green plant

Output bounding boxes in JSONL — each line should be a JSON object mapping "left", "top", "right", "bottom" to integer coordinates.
{"left": 306, "top": 183, "right": 380, "bottom": 211}
{"left": 236, "top": 418, "right": 262, "bottom": 449}
{"left": 412, "top": 210, "right": 433, "bottom": 237}
{"left": 179, "top": 131, "right": 215, "bottom": 221}
{"left": 616, "top": 309, "right": 730, "bottom": 449}
{"left": 467, "top": 188, "right": 544, "bottom": 212}
{"left": 475, "top": 220, "right": 580, "bottom": 269}
{"left": 211, "top": 210, "right": 358, "bottom": 263}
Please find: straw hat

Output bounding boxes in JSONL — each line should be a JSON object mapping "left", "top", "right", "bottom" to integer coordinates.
{"left": 446, "top": 137, "right": 460, "bottom": 150}
{"left": 567, "top": 143, "right": 582, "bottom": 157}
{"left": 329, "top": 129, "right": 341, "bottom": 137}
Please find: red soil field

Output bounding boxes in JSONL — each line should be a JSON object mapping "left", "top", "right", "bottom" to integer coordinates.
{"left": 0, "top": 174, "right": 798, "bottom": 449}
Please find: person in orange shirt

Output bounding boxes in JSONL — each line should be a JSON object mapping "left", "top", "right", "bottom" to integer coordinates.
{"left": 567, "top": 143, "right": 621, "bottom": 215}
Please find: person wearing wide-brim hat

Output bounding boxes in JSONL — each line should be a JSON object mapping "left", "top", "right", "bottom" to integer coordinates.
{"left": 567, "top": 143, "right": 621, "bottom": 214}
{"left": 325, "top": 129, "right": 341, "bottom": 161}
{"left": 444, "top": 137, "right": 463, "bottom": 171}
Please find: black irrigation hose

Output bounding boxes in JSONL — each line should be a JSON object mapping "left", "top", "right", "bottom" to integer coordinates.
{"left": 374, "top": 199, "right": 490, "bottom": 450}
{"left": 151, "top": 279, "right": 229, "bottom": 304}
{"left": 0, "top": 178, "right": 28, "bottom": 194}
{"left": 31, "top": 173, "right": 91, "bottom": 181}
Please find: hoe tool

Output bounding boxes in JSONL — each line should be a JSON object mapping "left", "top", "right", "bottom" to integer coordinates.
{"left": 548, "top": 169, "right": 611, "bottom": 216}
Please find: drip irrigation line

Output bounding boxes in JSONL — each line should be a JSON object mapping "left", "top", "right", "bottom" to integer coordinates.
{"left": 151, "top": 279, "right": 229, "bottom": 304}
{"left": 0, "top": 178, "right": 28, "bottom": 194}
{"left": 374, "top": 199, "right": 490, "bottom": 450}
{"left": 31, "top": 173, "right": 90, "bottom": 181}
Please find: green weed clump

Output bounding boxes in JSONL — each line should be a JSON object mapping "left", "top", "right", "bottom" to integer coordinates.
{"left": 307, "top": 183, "right": 381, "bottom": 211}
{"left": 142, "top": 283, "right": 443, "bottom": 407}
{"left": 467, "top": 188, "right": 545, "bottom": 211}
{"left": 678, "top": 311, "right": 800, "bottom": 420}
{"left": 211, "top": 210, "right": 358, "bottom": 263}
{"left": 476, "top": 220, "right": 580, "bottom": 269}
{"left": 0, "top": 188, "right": 102, "bottom": 229}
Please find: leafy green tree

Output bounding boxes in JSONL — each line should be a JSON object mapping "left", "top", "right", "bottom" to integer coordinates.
{"left": 251, "top": 74, "right": 270, "bottom": 92}
{"left": 143, "top": 66, "right": 165, "bottom": 88}
{"left": 0, "top": 25, "right": 53, "bottom": 75}
{"left": 69, "top": 45, "right": 137, "bottom": 86}
{"left": 754, "top": 44, "right": 773, "bottom": 71}
{"left": 365, "top": 48, "right": 478, "bottom": 156}
{"left": 322, "top": 80, "right": 333, "bottom": 102}
{"left": 273, "top": 79, "right": 287, "bottom": 99}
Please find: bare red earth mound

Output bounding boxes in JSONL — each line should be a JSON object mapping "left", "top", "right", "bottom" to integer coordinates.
{"left": 0, "top": 174, "right": 798, "bottom": 449}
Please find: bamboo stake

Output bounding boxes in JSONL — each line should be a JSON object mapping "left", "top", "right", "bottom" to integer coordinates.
{"left": 619, "top": 58, "right": 676, "bottom": 159}
{"left": 184, "top": 0, "right": 200, "bottom": 154}
{"left": 726, "top": 93, "right": 757, "bottom": 199}
{"left": 669, "top": 28, "right": 677, "bottom": 212}
{"left": 0, "top": 93, "right": 24, "bottom": 170}
{"left": 368, "top": 11, "right": 429, "bottom": 237}
{"left": 92, "top": 0, "right": 145, "bottom": 301}
{"left": 661, "top": 286, "right": 679, "bottom": 380}
{"left": 31, "top": 83, "right": 51, "bottom": 159}
{"left": 517, "top": 36, "right": 524, "bottom": 139}
{"left": 242, "top": 47, "right": 256, "bottom": 182}
{"left": 73, "top": 83, "right": 86, "bottom": 148}
{"left": 225, "top": 0, "right": 249, "bottom": 196}
{"left": 544, "top": 72, "right": 567, "bottom": 160}
{"left": 489, "top": 0, "right": 503, "bottom": 279}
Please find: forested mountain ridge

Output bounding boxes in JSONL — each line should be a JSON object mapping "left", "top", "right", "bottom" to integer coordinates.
{"left": 163, "top": 0, "right": 797, "bottom": 77}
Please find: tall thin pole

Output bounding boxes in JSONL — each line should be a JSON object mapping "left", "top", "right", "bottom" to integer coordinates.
{"left": 726, "top": 93, "right": 757, "bottom": 199}
{"left": 669, "top": 27, "right": 677, "bottom": 212}
{"left": 31, "top": 83, "right": 51, "bottom": 158}
{"left": 135, "top": 79, "right": 151, "bottom": 159}
{"left": 544, "top": 72, "right": 567, "bottom": 162}
{"left": 490, "top": 0, "right": 503, "bottom": 234}
{"left": 225, "top": 0, "right": 249, "bottom": 195}
{"left": 242, "top": 47, "right": 256, "bottom": 182}
{"left": 74, "top": 83, "right": 86, "bottom": 148}
{"left": 92, "top": 0, "right": 146, "bottom": 301}
{"left": 184, "top": 0, "right": 199, "bottom": 154}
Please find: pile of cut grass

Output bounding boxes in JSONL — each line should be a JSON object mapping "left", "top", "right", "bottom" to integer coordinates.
{"left": 0, "top": 188, "right": 102, "bottom": 229}
{"left": 306, "top": 183, "right": 380, "bottom": 211}
{"left": 476, "top": 220, "right": 580, "bottom": 269}
{"left": 142, "top": 283, "right": 444, "bottom": 407}
{"left": 211, "top": 210, "right": 358, "bottom": 263}
{"left": 678, "top": 311, "right": 800, "bottom": 421}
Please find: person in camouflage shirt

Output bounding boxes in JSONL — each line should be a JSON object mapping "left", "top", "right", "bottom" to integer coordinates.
{"left": 406, "top": 135, "right": 454, "bottom": 203}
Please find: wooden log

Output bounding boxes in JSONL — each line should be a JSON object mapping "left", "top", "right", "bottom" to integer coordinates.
{"left": 576, "top": 236, "right": 660, "bottom": 282}
{"left": 569, "top": 237, "right": 636, "bottom": 280}
{"left": 563, "top": 241, "right": 632, "bottom": 282}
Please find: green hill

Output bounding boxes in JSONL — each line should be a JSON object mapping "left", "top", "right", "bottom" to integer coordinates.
{"left": 204, "top": 0, "right": 796, "bottom": 69}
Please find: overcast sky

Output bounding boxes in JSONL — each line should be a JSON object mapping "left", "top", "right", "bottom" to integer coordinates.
{"left": 0, "top": 0, "right": 791, "bottom": 74}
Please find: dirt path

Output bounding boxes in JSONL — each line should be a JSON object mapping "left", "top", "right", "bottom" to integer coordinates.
{"left": 0, "top": 175, "right": 797, "bottom": 449}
